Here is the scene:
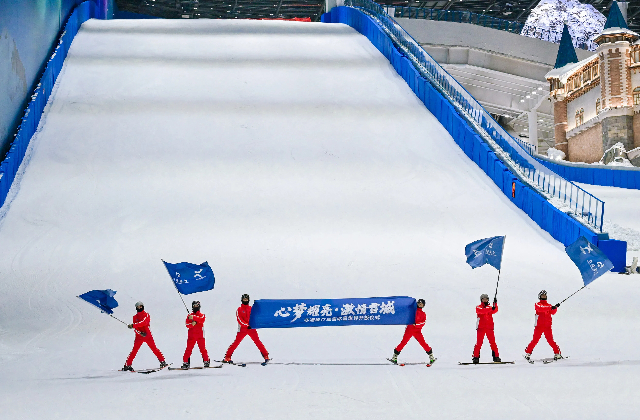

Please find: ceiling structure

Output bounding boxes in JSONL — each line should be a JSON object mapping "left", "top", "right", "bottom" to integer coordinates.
{"left": 114, "top": 0, "right": 325, "bottom": 20}
{"left": 115, "top": 1, "right": 639, "bottom": 32}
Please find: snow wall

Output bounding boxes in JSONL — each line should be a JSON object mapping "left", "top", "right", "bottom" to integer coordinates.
{"left": 0, "top": 1, "right": 104, "bottom": 211}
{"left": 536, "top": 157, "right": 640, "bottom": 191}
{"left": 321, "top": 6, "right": 627, "bottom": 272}
{"left": 0, "top": 1, "right": 626, "bottom": 271}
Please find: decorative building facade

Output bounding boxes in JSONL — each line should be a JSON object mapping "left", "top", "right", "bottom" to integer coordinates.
{"left": 546, "top": 1, "right": 640, "bottom": 164}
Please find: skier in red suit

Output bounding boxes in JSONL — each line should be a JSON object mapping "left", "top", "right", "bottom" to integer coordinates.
{"left": 524, "top": 290, "right": 562, "bottom": 361}
{"left": 223, "top": 294, "right": 270, "bottom": 364}
{"left": 181, "top": 301, "right": 211, "bottom": 369}
{"left": 389, "top": 299, "right": 436, "bottom": 365}
{"left": 472, "top": 293, "right": 500, "bottom": 363}
{"left": 123, "top": 302, "right": 167, "bottom": 371}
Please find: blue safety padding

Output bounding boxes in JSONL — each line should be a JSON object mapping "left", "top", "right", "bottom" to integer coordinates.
{"left": 493, "top": 161, "right": 507, "bottom": 189}
{"left": 595, "top": 240, "right": 626, "bottom": 272}
{"left": 502, "top": 171, "right": 516, "bottom": 199}
{"left": 486, "top": 151, "right": 496, "bottom": 179}
{"left": 512, "top": 180, "right": 525, "bottom": 208}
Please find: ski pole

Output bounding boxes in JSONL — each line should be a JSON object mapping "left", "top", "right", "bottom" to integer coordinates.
{"left": 559, "top": 285, "right": 586, "bottom": 305}
{"left": 162, "top": 259, "right": 190, "bottom": 313}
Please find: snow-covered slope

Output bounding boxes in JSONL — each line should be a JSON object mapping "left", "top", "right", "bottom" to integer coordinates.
{"left": 0, "top": 19, "right": 638, "bottom": 419}
{"left": 522, "top": 0, "right": 606, "bottom": 51}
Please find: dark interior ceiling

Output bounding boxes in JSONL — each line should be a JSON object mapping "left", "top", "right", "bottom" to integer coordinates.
{"left": 114, "top": 1, "right": 639, "bottom": 32}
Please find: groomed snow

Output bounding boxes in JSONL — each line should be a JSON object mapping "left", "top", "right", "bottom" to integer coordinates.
{"left": 0, "top": 19, "right": 639, "bottom": 419}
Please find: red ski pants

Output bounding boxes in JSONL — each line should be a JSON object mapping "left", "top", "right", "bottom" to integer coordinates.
{"left": 183, "top": 337, "right": 209, "bottom": 363}
{"left": 225, "top": 328, "right": 269, "bottom": 359}
{"left": 473, "top": 328, "right": 499, "bottom": 358}
{"left": 395, "top": 325, "right": 432, "bottom": 353}
{"left": 525, "top": 326, "right": 560, "bottom": 354}
{"left": 126, "top": 333, "right": 165, "bottom": 365}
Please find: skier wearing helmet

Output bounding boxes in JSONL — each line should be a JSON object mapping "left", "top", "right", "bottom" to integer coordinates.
{"left": 223, "top": 294, "right": 270, "bottom": 365}
{"left": 181, "top": 300, "right": 211, "bottom": 369}
{"left": 123, "top": 302, "right": 168, "bottom": 371}
{"left": 524, "top": 290, "right": 562, "bottom": 361}
{"left": 472, "top": 293, "right": 500, "bottom": 364}
{"left": 389, "top": 298, "right": 436, "bottom": 365}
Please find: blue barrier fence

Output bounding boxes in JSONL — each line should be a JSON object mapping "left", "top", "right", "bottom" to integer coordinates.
{"left": 536, "top": 157, "right": 640, "bottom": 190}
{"left": 321, "top": 4, "right": 615, "bottom": 251}
{"left": 0, "top": 1, "right": 99, "bottom": 209}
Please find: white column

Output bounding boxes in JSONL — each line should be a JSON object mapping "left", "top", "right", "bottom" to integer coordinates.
{"left": 527, "top": 110, "right": 538, "bottom": 147}
{"left": 326, "top": 0, "right": 338, "bottom": 13}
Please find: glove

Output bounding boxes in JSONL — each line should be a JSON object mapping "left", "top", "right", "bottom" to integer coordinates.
{"left": 247, "top": 326, "right": 252, "bottom": 330}
{"left": 140, "top": 331, "right": 146, "bottom": 337}
{"left": 491, "top": 306, "right": 496, "bottom": 310}
{"left": 128, "top": 324, "right": 133, "bottom": 329}
{"left": 553, "top": 303, "right": 560, "bottom": 309}
{"left": 191, "top": 321, "right": 196, "bottom": 326}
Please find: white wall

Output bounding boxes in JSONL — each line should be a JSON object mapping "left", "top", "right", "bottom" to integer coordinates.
{"left": 567, "top": 85, "right": 601, "bottom": 131}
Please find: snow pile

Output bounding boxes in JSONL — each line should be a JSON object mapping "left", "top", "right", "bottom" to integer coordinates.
{"left": 521, "top": 0, "right": 606, "bottom": 51}
{"left": 546, "top": 147, "right": 566, "bottom": 161}
{"left": 599, "top": 142, "right": 635, "bottom": 167}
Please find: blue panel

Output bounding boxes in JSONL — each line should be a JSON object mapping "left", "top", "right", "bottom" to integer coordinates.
{"left": 597, "top": 240, "right": 627, "bottom": 273}
{"left": 486, "top": 151, "right": 496, "bottom": 179}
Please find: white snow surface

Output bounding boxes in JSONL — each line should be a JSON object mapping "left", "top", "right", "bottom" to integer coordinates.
{"left": 1, "top": 18, "right": 639, "bottom": 419}
{"left": 521, "top": 0, "right": 606, "bottom": 51}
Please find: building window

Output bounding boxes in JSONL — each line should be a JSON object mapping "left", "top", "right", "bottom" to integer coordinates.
{"left": 634, "top": 87, "right": 640, "bottom": 105}
{"left": 633, "top": 49, "right": 640, "bottom": 64}
{"left": 575, "top": 108, "right": 584, "bottom": 126}
{"left": 596, "top": 98, "right": 601, "bottom": 114}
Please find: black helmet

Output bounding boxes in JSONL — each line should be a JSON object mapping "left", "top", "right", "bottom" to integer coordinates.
{"left": 192, "top": 301, "right": 201, "bottom": 311}
{"left": 241, "top": 294, "right": 250, "bottom": 303}
{"left": 538, "top": 290, "right": 547, "bottom": 300}
{"left": 417, "top": 299, "right": 425, "bottom": 306}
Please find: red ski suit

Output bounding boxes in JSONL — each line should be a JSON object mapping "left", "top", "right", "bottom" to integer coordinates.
{"left": 525, "top": 300, "right": 560, "bottom": 354}
{"left": 473, "top": 303, "right": 499, "bottom": 358}
{"left": 183, "top": 311, "right": 209, "bottom": 363}
{"left": 126, "top": 311, "right": 165, "bottom": 365}
{"left": 225, "top": 304, "right": 269, "bottom": 359}
{"left": 395, "top": 307, "right": 432, "bottom": 353}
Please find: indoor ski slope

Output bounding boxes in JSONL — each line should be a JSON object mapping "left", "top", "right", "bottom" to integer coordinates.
{"left": 0, "top": 18, "right": 638, "bottom": 419}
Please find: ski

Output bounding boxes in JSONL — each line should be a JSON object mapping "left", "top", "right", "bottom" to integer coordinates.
{"left": 167, "top": 365, "right": 222, "bottom": 370}
{"left": 458, "top": 361, "right": 514, "bottom": 365}
{"left": 261, "top": 359, "right": 271, "bottom": 366}
{"left": 387, "top": 358, "right": 434, "bottom": 367}
{"left": 214, "top": 360, "right": 247, "bottom": 367}
{"left": 122, "top": 363, "right": 172, "bottom": 374}
{"left": 541, "top": 356, "right": 569, "bottom": 364}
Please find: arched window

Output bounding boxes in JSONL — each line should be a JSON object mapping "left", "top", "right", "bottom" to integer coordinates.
{"left": 634, "top": 87, "right": 640, "bottom": 106}
{"left": 596, "top": 98, "right": 601, "bottom": 114}
{"left": 575, "top": 108, "right": 584, "bottom": 126}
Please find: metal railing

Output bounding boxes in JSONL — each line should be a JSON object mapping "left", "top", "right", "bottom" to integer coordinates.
{"left": 345, "top": 0, "right": 604, "bottom": 232}
{"left": 386, "top": 5, "right": 593, "bottom": 51}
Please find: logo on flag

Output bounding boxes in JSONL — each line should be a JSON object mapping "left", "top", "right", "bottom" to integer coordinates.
{"left": 465, "top": 236, "right": 505, "bottom": 270}
{"left": 565, "top": 237, "right": 613, "bottom": 286}
{"left": 162, "top": 260, "right": 215, "bottom": 295}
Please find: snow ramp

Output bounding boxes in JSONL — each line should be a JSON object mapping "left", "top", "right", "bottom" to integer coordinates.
{"left": 0, "top": 18, "right": 637, "bottom": 420}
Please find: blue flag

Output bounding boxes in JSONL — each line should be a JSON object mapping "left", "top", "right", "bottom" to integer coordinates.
{"left": 565, "top": 236, "right": 614, "bottom": 286}
{"left": 465, "top": 236, "right": 505, "bottom": 270}
{"left": 78, "top": 289, "right": 119, "bottom": 314}
{"left": 163, "top": 260, "right": 215, "bottom": 295}
{"left": 249, "top": 297, "right": 416, "bottom": 329}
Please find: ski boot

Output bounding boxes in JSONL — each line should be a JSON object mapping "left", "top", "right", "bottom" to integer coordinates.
{"left": 204, "top": 360, "right": 210, "bottom": 368}
{"left": 159, "top": 361, "right": 168, "bottom": 369}
{"left": 388, "top": 349, "right": 400, "bottom": 365}
{"left": 523, "top": 353, "right": 531, "bottom": 362}
{"left": 493, "top": 356, "right": 501, "bottom": 362}
{"left": 122, "top": 364, "right": 133, "bottom": 372}
{"left": 554, "top": 353, "right": 563, "bottom": 360}
{"left": 181, "top": 362, "right": 190, "bottom": 370}
{"left": 472, "top": 357, "right": 479, "bottom": 364}
{"left": 222, "top": 357, "right": 233, "bottom": 364}
{"left": 261, "top": 358, "right": 271, "bottom": 366}
{"left": 426, "top": 349, "right": 436, "bottom": 365}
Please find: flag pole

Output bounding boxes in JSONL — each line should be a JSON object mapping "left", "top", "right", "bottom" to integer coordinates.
{"left": 162, "top": 259, "right": 190, "bottom": 313}
{"left": 493, "top": 235, "right": 506, "bottom": 302}
{"left": 559, "top": 285, "right": 587, "bottom": 305}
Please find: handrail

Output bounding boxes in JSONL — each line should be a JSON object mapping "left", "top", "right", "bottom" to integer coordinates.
{"left": 344, "top": 0, "right": 604, "bottom": 232}
{"left": 387, "top": 5, "right": 593, "bottom": 51}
